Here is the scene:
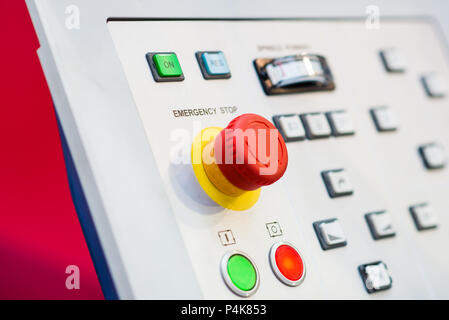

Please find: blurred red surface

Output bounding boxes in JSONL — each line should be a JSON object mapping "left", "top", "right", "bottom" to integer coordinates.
{"left": 0, "top": 0, "right": 103, "bottom": 299}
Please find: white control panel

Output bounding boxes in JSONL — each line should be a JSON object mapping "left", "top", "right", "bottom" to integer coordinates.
{"left": 106, "top": 19, "right": 449, "bottom": 299}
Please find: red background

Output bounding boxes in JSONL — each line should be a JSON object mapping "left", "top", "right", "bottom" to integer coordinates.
{"left": 0, "top": 1, "right": 103, "bottom": 299}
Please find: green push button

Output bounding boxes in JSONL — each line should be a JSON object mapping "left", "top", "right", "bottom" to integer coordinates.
{"left": 153, "top": 53, "right": 183, "bottom": 77}
{"left": 227, "top": 254, "right": 257, "bottom": 291}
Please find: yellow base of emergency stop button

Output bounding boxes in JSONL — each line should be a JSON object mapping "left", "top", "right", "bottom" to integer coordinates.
{"left": 191, "top": 127, "right": 261, "bottom": 211}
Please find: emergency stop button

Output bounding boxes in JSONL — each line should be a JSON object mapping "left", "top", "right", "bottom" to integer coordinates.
{"left": 269, "top": 242, "right": 306, "bottom": 286}
{"left": 214, "top": 114, "right": 288, "bottom": 191}
{"left": 191, "top": 114, "right": 288, "bottom": 211}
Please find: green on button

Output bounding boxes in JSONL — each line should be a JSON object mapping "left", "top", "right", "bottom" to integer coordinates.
{"left": 153, "top": 53, "right": 183, "bottom": 77}
{"left": 227, "top": 254, "right": 257, "bottom": 291}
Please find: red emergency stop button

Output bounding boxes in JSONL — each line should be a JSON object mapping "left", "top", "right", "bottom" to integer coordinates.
{"left": 269, "top": 242, "right": 306, "bottom": 286}
{"left": 214, "top": 114, "right": 288, "bottom": 191}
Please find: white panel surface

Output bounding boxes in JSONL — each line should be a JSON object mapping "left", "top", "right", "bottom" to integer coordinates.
{"left": 108, "top": 19, "right": 449, "bottom": 299}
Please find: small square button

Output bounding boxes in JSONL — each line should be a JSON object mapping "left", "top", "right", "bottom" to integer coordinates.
{"left": 301, "top": 113, "right": 332, "bottom": 139}
{"left": 380, "top": 48, "right": 406, "bottom": 73}
{"left": 422, "top": 74, "right": 446, "bottom": 98}
{"left": 322, "top": 169, "right": 354, "bottom": 198}
{"left": 273, "top": 115, "right": 306, "bottom": 142}
{"left": 419, "top": 143, "right": 446, "bottom": 169}
{"left": 146, "top": 52, "right": 185, "bottom": 82}
{"left": 410, "top": 203, "right": 438, "bottom": 231}
{"left": 326, "top": 110, "right": 355, "bottom": 137}
{"left": 313, "top": 218, "right": 347, "bottom": 250}
{"left": 370, "top": 107, "right": 398, "bottom": 132}
{"left": 358, "top": 261, "right": 392, "bottom": 294}
{"left": 365, "top": 211, "right": 396, "bottom": 240}
{"left": 196, "top": 51, "right": 231, "bottom": 80}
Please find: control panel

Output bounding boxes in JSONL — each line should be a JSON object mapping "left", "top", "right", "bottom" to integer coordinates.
{"left": 106, "top": 19, "right": 449, "bottom": 299}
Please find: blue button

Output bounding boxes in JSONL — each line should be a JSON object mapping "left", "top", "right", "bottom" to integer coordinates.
{"left": 202, "top": 52, "right": 230, "bottom": 76}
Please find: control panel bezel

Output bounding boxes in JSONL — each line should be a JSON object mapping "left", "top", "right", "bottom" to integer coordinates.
{"left": 26, "top": 0, "right": 449, "bottom": 299}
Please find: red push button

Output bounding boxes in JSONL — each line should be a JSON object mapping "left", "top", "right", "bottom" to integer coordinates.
{"left": 214, "top": 114, "right": 288, "bottom": 191}
{"left": 269, "top": 242, "right": 305, "bottom": 286}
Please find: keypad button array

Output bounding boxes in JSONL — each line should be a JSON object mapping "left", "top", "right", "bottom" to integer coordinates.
{"left": 314, "top": 202, "right": 439, "bottom": 248}
{"left": 313, "top": 201, "right": 439, "bottom": 292}
{"left": 273, "top": 110, "right": 355, "bottom": 142}
{"left": 379, "top": 48, "right": 447, "bottom": 99}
